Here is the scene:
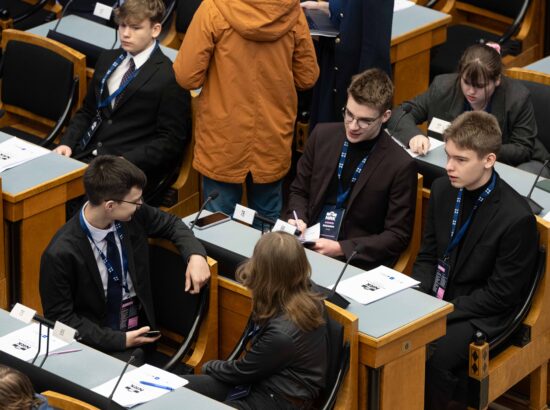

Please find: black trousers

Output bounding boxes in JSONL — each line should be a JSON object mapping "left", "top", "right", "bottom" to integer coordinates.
{"left": 425, "top": 320, "right": 476, "bottom": 410}
{"left": 185, "top": 375, "right": 301, "bottom": 410}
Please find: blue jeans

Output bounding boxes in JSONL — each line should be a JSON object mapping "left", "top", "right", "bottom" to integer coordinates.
{"left": 202, "top": 175, "right": 283, "bottom": 229}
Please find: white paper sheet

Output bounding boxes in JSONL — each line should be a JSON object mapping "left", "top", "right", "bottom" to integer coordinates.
{"left": 92, "top": 364, "right": 188, "bottom": 408}
{"left": 0, "top": 323, "right": 69, "bottom": 361}
{"left": 300, "top": 223, "right": 321, "bottom": 243}
{"left": 406, "top": 137, "right": 445, "bottom": 158}
{"left": 0, "top": 137, "right": 50, "bottom": 173}
{"left": 332, "top": 265, "right": 420, "bottom": 305}
{"left": 394, "top": 0, "right": 415, "bottom": 11}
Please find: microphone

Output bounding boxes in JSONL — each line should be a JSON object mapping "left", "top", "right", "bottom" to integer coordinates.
{"left": 31, "top": 322, "right": 44, "bottom": 365}
{"left": 51, "top": 0, "right": 76, "bottom": 32}
{"left": 390, "top": 102, "right": 413, "bottom": 149}
{"left": 190, "top": 191, "right": 219, "bottom": 231}
{"left": 33, "top": 313, "right": 56, "bottom": 329}
{"left": 108, "top": 348, "right": 143, "bottom": 404}
{"left": 524, "top": 159, "right": 549, "bottom": 215}
{"left": 38, "top": 327, "right": 51, "bottom": 368}
{"left": 312, "top": 244, "right": 366, "bottom": 309}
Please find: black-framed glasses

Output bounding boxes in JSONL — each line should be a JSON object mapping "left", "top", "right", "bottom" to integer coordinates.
{"left": 110, "top": 196, "right": 144, "bottom": 208}
{"left": 342, "top": 107, "right": 382, "bottom": 129}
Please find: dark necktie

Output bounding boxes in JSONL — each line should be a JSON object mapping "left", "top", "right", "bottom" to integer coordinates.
{"left": 115, "top": 58, "right": 135, "bottom": 107}
{"left": 105, "top": 231, "right": 123, "bottom": 330}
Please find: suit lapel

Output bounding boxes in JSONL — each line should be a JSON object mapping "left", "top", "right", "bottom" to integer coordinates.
{"left": 346, "top": 130, "right": 388, "bottom": 209}
{"left": 452, "top": 181, "right": 501, "bottom": 274}
{"left": 120, "top": 222, "right": 138, "bottom": 292}
{"left": 311, "top": 128, "right": 347, "bottom": 213}
{"left": 71, "top": 217, "right": 107, "bottom": 300}
{"left": 110, "top": 48, "right": 161, "bottom": 114}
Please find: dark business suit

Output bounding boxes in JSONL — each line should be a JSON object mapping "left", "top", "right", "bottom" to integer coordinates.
{"left": 287, "top": 122, "right": 417, "bottom": 270}
{"left": 413, "top": 174, "right": 538, "bottom": 408}
{"left": 39, "top": 204, "right": 206, "bottom": 352}
{"left": 389, "top": 74, "right": 541, "bottom": 166}
{"left": 309, "top": 0, "right": 394, "bottom": 129}
{"left": 60, "top": 47, "right": 190, "bottom": 188}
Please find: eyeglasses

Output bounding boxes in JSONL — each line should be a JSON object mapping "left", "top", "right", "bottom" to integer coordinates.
{"left": 110, "top": 196, "right": 144, "bottom": 208}
{"left": 342, "top": 107, "right": 382, "bottom": 129}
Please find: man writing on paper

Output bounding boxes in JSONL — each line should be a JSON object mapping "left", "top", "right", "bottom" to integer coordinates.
{"left": 54, "top": 0, "right": 188, "bottom": 199}
{"left": 412, "top": 111, "right": 538, "bottom": 409}
{"left": 40, "top": 156, "right": 210, "bottom": 362}
{"left": 286, "top": 68, "right": 417, "bottom": 270}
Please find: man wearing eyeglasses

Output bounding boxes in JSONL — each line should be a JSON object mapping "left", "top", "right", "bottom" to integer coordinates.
{"left": 39, "top": 156, "right": 210, "bottom": 362}
{"left": 286, "top": 68, "right": 417, "bottom": 270}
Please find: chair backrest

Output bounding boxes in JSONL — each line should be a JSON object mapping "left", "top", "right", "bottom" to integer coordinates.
{"left": 41, "top": 390, "right": 100, "bottom": 410}
{"left": 0, "top": 29, "right": 86, "bottom": 126}
{"left": 393, "top": 174, "right": 423, "bottom": 275}
{"left": 460, "top": 0, "right": 526, "bottom": 19}
{"left": 506, "top": 67, "right": 550, "bottom": 154}
{"left": 148, "top": 239, "right": 218, "bottom": 371}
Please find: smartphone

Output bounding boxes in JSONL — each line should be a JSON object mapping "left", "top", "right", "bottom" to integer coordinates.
{"left": 192, "top": 212, "right": 231, "bottom": 230}
{"left": 144, "top": 330, "right": 161, "bottom": 338}
{"left": 302, "top": 241, "right": 316, "bottom": 249}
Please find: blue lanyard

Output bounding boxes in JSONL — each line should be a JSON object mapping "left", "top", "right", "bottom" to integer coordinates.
{"left": 336, "top": 139, "right": 373, "bottom": 208}
{"left": 97, "top": 42, "right": 158, "bottom": 109}
{"left": 444, "top": 172, "right": 496, "bottom": 258}
{"left": 79, "top": 210, "right": 130, "bottom": 294}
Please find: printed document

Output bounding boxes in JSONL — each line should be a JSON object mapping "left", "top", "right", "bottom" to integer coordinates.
{"left": 0, "top": 137, "right": 50, "bottom": 173}
{"left": 0, "top": 323, "right": 69, "bottom": 361}
{"left": 93, "top": 364, "right": 188, "bottom": 407}
{"left": 333, "top": 265, "right": 420, "bottom": 305}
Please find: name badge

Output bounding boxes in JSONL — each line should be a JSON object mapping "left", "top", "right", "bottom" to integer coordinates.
{"left": 120, "top": 296, "right": 140, "bottom": 331}
{"left": 319, "top": 205, "right": 345, "bottom": 241}
{"left": 432, "top": 258, "right": 451, "bottom": 299}
{"left": 81, "top": 112, "right": 103, "bottom": 149}
{"left": 428, "top": 117, "right": 451, "bottom": 135}
{"left": 93, "top": 2, "right": 113, "bottom": 20}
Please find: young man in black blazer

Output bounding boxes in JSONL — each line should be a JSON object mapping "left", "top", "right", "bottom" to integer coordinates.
{"left": 54, "top": 0, "right": 188, "bottom": 196}
{"left": 39, "top": 156, "right": 210, "bottom": 360}
{"left": 413, "top": 111, "right": 538, "bottom": 409}
{"left": 287, "top": 68, "right": 417, "bottom": 271}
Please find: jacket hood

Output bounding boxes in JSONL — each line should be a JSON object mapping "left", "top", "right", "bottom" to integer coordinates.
{"left": 213, "top": 0, "right": 301, "bottom": 41}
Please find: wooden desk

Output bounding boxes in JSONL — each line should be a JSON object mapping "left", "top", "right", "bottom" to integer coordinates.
{"left": 525, "top": 56, "right": 550, "bottom": 74}
{"left": 391, "top": 5, "right": 452, "bottom": 104}
{"left": 183, "top": 214, "right": 453, "bottom": 409}
{"left": 0, "top": 134, "right": 86, "bottom": 312}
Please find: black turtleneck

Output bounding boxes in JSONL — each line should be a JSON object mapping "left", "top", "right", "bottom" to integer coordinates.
{"left": 324, "top": 132, "right": 381, "bottom": 207}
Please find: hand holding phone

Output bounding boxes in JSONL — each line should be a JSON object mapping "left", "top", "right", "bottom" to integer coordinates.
{"left": 144, "top": 330, "right": 161, "bottom": 338}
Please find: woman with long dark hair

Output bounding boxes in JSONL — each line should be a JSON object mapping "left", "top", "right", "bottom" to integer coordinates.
{"left": 186, "top": 232, "right": 328, "bottom": 409}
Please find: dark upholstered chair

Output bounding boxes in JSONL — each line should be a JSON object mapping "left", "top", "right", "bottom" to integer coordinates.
{"left": 0, "top": 29, "right": 86, "bottom": 147}
{"left": 0, "top": 0, "right": 59, "bottom": 33}
{"left": 430, "top": 0, "right": 544, "bottom": 79}
{"left": 147, "top": 239, "right": 218, "bottom": 373}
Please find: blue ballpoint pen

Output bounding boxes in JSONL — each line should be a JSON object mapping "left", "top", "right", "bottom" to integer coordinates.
{"left": 139, "top": 380, "right": 174, "bottom": 391}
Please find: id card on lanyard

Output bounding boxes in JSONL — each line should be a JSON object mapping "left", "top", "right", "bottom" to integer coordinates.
{"left": 432, "top": 173, "right": 496, "bottom": 299}
{"left": 319, "top": 139, "right": 374, "bottom": 240}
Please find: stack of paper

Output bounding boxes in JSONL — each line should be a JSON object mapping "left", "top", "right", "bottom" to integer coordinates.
{"left": 333, "top": 265, "right": 420, "bottom": 305}
{"left": 93, "top": 364, "right": 188, "bottom": 408}
{"left": 0, "top": 137, "right": 50, "bottom": 173}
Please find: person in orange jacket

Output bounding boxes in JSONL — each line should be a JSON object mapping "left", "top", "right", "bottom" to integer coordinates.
{"left": 174, "top": 0, "right": 319, "bottom": 223}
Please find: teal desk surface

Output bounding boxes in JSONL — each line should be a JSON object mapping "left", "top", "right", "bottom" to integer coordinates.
{"left": 28, "top": 15, "right": 178, "bottom": 62}
{"left": 416, "top": 145, "right": 550, "bottom": 215}
{"left": 392, "top": 4, "right": 450, "bottom": 39}
{"left": 525, "top": 56, "right": 550, "bottom": 74}
{"left": 182, "top": 214, "right": 450, "bottom": 340}
{"left": 0, "top": 132, "right": 86, "bottom": 196}
{"left": 0, "top": 309, "right": 230, "bottom": 409}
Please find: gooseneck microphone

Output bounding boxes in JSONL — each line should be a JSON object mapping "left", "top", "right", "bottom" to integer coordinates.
{"left": 52, "top": 0, "right": 76, "bottom": 32}
{"left": 108, "top": 348, "right": 144, "bottom": 405}
{"left": 326, "top": 244, "right": 367, "bottom": 308}
{"left": 524, "top": 159, "right": 549, "bottom": 215}
{"left": 190, "top": 191, "right": 219, "bottom": 231}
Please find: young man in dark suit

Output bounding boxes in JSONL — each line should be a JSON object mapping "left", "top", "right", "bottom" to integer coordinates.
{"left": 413, "top": 111, "right": 538, "bottom": 409}
{"left": 39, "top": 156, "right": 210, "bottom": 360}
{"left": 54, "top": 0, "right": 188, "bottom": 196}
{"left": 287, "top": 68, "right": 417, "bottom": 271}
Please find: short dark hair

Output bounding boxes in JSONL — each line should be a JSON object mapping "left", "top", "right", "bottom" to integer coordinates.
{"left": 84, "top": 156, "right": 147, "bottom": 206}
{"left": 443, "top": 111, "right": 501, "bottom": 158}
{"left": 114, "top": 0, "right": 165, "bottom": 25}
{"left": 347, "top": 68, "right": 394, "bottom": 112}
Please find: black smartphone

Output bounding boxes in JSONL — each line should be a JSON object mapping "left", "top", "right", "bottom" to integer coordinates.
{"left": 302, "top": 241, "right": 316, "bottom": 248}
{"left": 192, "top": 212, "right": 231, "bottom": 230}
{"left": 144, "top": 330, "right": 161, "bottom": 338}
